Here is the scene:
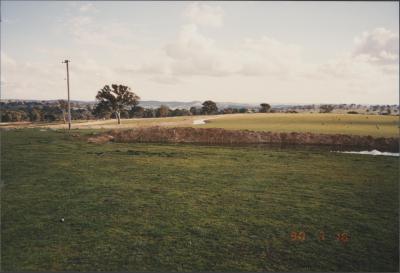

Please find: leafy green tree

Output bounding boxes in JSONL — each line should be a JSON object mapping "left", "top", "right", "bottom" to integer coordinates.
{"left": 259, "top": 103, "right": 271, "bottom": 113}
{"left": 43, "top": 113, "right": 57, "bottom": 122}
{"left": 223, "top": 108, "right": 234, "bottom": 114}
{"left": 1, "top": 110, "right": 29, "bottom": 122}
{"left": 58, "top": 100, "right": 68, "bottom": 124}
{"left": 29, "top": 108, "right": 42, "bottom": 122}
{"left": 201, "top": 100, "right": 218, "bottom": 115}
{"left": 42, "top": 105, "right": 63, "bottom": 122}
{"left": 71, "top": 109, "right": 94, "bottom": 120}
{"left": 1, "top": 111, "right": 12, "bottom": 122}
{"left": 190, "top": 106, "right": 200, "bottom": 115}
{"left": 95, "top": 84, "right": 140, "bottom": 124}
{"left": 92, "top": 102, "right": 112, "bottom": 119}
{"left": 320, "top": 104, "right": 334, "bottom": 113}
{"left": 120, "top": 110, "right": 130, "bottom": 119}
{"left": 171, "top": 108, "right": 190, "bottom": 116}
{"left": 129, "top": 106, "right": 145, "bottom": 118}
{"left": 143, "top": 108, "right": 156, "bottom": 118}
{"left": 156, "top": 105, "right": 170, "bottom": 117}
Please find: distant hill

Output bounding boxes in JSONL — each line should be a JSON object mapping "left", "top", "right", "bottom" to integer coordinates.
{"left": 140, "top": 101, "right": 262, "bottom": 110}
{"left": 1, "top": 99, "right": 262, "bottom": 110}
{"left": 2, "top": 99, "right": 396, "bottom": 111}
{"left": 138, "top": 100, "right": 203, "bottom": 109}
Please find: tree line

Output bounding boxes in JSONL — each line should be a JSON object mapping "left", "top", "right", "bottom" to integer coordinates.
{"left": 1, "top": 100, "right": 94, "bottom": 123}
{"left": 1, "top": 84, "right": 264, "bottom": 123}
{"left": 92, "top": 84, "right": 248, "bottom": 124}
{"left": 2, "top": 83, "right": 397, "bottom": 123}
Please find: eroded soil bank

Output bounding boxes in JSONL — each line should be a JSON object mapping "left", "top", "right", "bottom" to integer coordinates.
{"left": 88, "top": 126, "right": 399, "bottom": 152}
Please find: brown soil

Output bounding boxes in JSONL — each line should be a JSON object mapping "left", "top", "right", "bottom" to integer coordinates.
{"left": 87, "top": 134, "right": 114, "bottom": 144}
{"left": 87, "top": 126, "right": 399, "bottom": 152}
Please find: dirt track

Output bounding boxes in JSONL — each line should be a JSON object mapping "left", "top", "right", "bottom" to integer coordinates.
{"left": 0, "top": 115, "right": 221, "bottom": 129}
{"left": 88, "top": 126, "right": 399, "bottom": 152}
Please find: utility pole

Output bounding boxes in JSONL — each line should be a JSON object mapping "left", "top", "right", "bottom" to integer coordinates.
{"left": 62, "top": 60, "right": 71, "bottom": 130}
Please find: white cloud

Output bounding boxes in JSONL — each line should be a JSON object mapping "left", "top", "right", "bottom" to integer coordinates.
{"left": 165, "top": 24, "right": 215, "bottom": 60}
{"left": 122, "top": 63, "right": 169, "bottom": 75}
{"left": 353, "top": 27, "right": 399, "bottom": 65}
{"left": 65, "top": 12, "right": 136, "bottom": 51}
{"left": 0, "top": 50, "right": 121, "bottom": 100}
{"left": 164, "top": 24, "right": 237, "bottom": 77}
{"left": 1, "top": 52, "right": 17, "bottom": 89}
{"left": 307, "top": 36, "right": 398, "bottom": 104}
{"left": 183, "top": 2, "right": 224, "bottom": 27}
{"left": 153, "top": 24, "right": 304, "bottom": 79}
{"left": 311, "top": 28, "right": 399, "bottom": 87}
{"left": 1, "top": 56, "right": 66, "bottom": 99}
{"left": 150, "top": 76, "right": 181, "bottom": 85}
{"left": 2, "top": 1, "right": 398, "bottom": 104}
{"left": 72, "top": 59, "right": 115, "bottom": 79}
{"left": 236, "top": 36, "right": 303, "bottom": 78}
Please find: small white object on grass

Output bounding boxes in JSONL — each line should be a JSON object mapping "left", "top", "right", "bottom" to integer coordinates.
{"left": 332, "top": 150, "right": 399, "bottom": 157}
{"left": 60, "top": 218, "right": 65, "bottom": 223}
{"left": 193, "top": 119, "right": 206, "bottom": 125}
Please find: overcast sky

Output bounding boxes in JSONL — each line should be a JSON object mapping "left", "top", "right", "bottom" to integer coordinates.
{"left": 1, "top": 1, "right": 399, "bottom": 104}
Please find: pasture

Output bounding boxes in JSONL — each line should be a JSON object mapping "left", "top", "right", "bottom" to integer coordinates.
{"left": 1, "top": 113, "right": 398, "bottom": 138}
{"left": 1, "top": 129, "right": 398, "bottom": 271}
{"left": 198, "top": 113, "right": 399, "bottom": 138}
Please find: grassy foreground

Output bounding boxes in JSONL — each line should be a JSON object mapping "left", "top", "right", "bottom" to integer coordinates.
{"left": 1, "top": 129, "right": 399, "bottom": 271}
{"left": 198, "top": 113, "right": 399, "bottom": 138}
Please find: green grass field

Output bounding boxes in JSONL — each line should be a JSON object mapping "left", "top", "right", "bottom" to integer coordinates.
{"left": 1, "top": 129, "right": 398, "bottom": 271}
{"left": 198, "top": 113, "right": 399, "bottom": 137}
{"left": 2, "top": 113, "right": 398, "bottom": 139}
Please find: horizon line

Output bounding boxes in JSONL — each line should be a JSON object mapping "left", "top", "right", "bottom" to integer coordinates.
{"left": 1, "top": 98, "right": 398, "bottom": 106}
